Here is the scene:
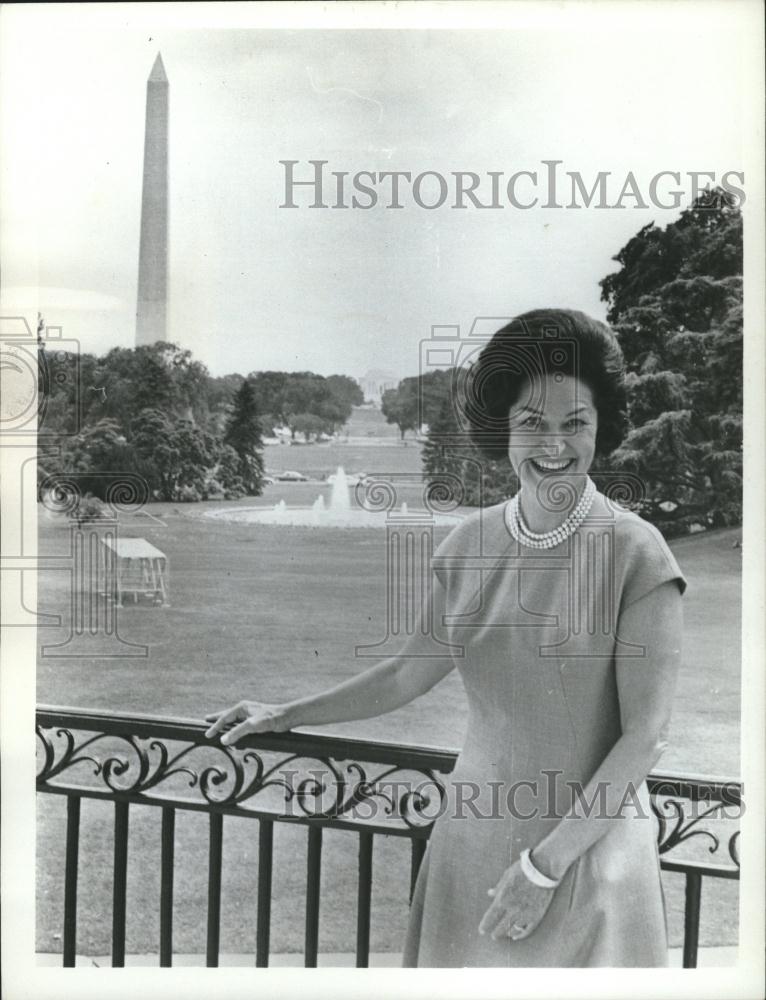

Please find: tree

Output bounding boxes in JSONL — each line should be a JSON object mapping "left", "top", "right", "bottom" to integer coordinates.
{"left": 290, "top": 412, "right": 326, "bottom": 442}
{"left": 381, "top": 379, "right": 420, "bottom": 439}
{"left": 207, "top": 373, "right": 245, "bottom": 434}
{"left": 282, "top": 373, "right": 330, "bottom": 437}
{"left": 89, "top": 343, "right": 212, "bottom": 430}
{"left": 417, "top": 370, "right": 453, "bottom": 428}
{"left": 213, "top": 443, "right": 247, "bottom": 500}
{"left": 422, "top": 380, "right": 517, "bottom": 508}
{"left": 223, "top": 378, "right": 265, "bottom": 494}
{"left": 600, "top": 187, "right": 743, "bottom": 533}
{"left": 250, "top": 371, "right": 353, "bottom": 439}
{"left": 250, "top": 371, "right": 291, "bottom": 428}
{"left": 326, "top": 374, "right": 364, "bottom": 411}
{"left": 55, "top": 419, "right": 134, "bottom": 499}
{"left": 130, "top": 408, "right": 219, "bottom": 501}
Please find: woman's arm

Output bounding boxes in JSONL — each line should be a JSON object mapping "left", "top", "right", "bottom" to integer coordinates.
{"left": 530, "top": 579, "right": 683, "bottom": 879}
{"left": 205, "top": 573, "right": 456, "bottom": 744}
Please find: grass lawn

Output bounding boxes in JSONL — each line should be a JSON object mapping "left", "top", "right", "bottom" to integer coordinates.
{"left": 36, "top": 489, "right": 742, "bottom": 958}
{"left": 262, "top": 404, "right": 424, "bottom": 481}
{"left": 262, "top": 440, "right": 425, "bottom": 480}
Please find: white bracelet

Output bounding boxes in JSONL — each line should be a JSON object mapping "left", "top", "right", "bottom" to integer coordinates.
{"left": 519, "top": 848, "right": 561, "bottom": 889}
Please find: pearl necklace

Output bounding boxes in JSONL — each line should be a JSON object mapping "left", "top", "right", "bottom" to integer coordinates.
{"left": 507, "top": 477, "right": 596, "bottom": 549}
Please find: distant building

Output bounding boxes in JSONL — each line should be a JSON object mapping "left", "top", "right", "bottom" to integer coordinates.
{"left": 357, "top": 368, "right": 398, "bottom": 406}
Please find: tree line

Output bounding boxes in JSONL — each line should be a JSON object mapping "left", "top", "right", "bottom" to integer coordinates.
{"left": 40, "top": 352, "right": 362, "bottom": 502}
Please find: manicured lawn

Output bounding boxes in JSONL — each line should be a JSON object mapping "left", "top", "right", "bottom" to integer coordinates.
{"left": 262, "top": 440, "right": 425, "bottom": 480}
{"left": 36, "top": 496, "right": 741, "bottom": 957}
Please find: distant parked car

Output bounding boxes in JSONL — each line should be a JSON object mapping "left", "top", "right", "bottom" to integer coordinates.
{"left": 262, "top": 475, "right": 276, "bottom": 486}
{"left": 276, "top": 470, "right": 308, "bottom": 482}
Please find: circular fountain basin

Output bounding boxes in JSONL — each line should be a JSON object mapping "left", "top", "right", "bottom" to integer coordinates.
{"left": 204, "top": 504, "right": 463, "bottom": 528}
{"left": 203, "top": 467, "right": 464, "bottom": 529}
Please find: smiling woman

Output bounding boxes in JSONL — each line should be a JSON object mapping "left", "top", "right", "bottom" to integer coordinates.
{"left": 398, "top": 309, "right": 687, "bottom": 966}
{"left": 205, "top": 309, "right": 688, "bottom": 968}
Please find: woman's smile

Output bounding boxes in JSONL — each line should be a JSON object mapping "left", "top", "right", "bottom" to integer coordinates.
{"left": 527, "top": 457, "right": 575, "bottom": 475}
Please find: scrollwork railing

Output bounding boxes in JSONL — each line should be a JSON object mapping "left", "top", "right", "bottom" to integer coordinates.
{"left": 37, "top": 707, "right": 742, "bottom": 856}
{"left": 36, "top": 706, "right": 741, "bottom": 969}
{"left": 36, "top": 706, "right": 452, "bottom": 832}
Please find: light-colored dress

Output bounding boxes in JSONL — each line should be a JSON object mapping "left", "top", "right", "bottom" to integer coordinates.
{"left": 402, "top": 491, "right": 687, "bottom": 967}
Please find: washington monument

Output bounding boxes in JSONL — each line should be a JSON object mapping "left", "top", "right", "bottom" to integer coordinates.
{"left": 136, "top": 53, "right": 169, "bottom": 346}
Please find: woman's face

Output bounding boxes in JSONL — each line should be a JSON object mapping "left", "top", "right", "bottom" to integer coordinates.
{"left": 507, "top": 374, "right": 598, "bottom": 490}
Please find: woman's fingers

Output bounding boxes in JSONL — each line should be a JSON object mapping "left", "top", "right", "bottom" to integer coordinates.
{"left": 204, "top": 704, "right": 244, "bottom": 739}
{"left": 479, "top": 860, "right": 552, "bottom": 942}
{"left": 220, "top": 718, "right": 254, "bottom": 745}
{"left": 491, "top": 913, "right": 514, "bottom": 941}
{"left": 484, "top": 907, "right": 532, "bottom": 942}
{"left": 478, "top": 896, "right": 509, "bottom": 937}
{"left": 205, "top": 703, "right": 278, "bottom": 744}
{"left": 220, "top": 710, "right": 278, "bottom": 745}
{"left": 222, "top": 715, "right": 270, "bottom": 744}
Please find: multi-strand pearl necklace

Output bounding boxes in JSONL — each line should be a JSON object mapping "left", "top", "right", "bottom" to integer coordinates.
{"left": 506, "top": 476, "right": 596, "bottom": 549}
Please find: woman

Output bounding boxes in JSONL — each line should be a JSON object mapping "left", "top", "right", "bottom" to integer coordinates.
{"left": 205, "top": 308, "right": 687, "bottom": 967}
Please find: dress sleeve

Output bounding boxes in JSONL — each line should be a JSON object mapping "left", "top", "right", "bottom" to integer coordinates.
{"left": 620, "top": 518, "right": 688, "bottom": 612}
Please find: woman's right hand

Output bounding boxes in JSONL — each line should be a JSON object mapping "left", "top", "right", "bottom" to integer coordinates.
{"left": 204, "top": 700, "right": 293, "bottom": 745}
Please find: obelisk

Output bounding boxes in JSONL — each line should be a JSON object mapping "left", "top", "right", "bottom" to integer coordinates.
{"left": 136, "top": 53, "right": 169, "bottom": 346}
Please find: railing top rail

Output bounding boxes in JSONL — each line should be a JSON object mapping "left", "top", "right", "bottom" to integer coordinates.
{"left": 36, "top": 705, "right": 460, "bottom": 772}
{"left": 37, "top": 705, "right": 742, "bottom": 801}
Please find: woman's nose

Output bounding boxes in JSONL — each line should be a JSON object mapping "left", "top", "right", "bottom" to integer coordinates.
{"left": 538, "top": 439, "right": 564, "bottom": 456}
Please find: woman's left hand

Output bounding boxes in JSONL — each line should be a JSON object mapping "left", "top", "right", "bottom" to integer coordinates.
{"left": 478, "top": 859, "right": 556, "bottom": 941}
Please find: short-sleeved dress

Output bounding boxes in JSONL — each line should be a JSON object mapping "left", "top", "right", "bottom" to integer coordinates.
{"left": 402, "top": 490, "right": 687, "bottom": 968}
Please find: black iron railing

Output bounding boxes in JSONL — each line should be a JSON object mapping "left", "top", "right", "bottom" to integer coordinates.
{"left": 36, "top": 706, "right": 741, "bottom": 969}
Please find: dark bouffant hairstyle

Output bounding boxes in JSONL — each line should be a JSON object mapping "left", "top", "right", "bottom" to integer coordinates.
{"left": 465, "top": 308, "right": 628, "bottom": 460}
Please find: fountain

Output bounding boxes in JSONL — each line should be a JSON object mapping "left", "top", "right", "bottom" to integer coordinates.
{"left": 329, "top": 468, "right": 351, "bottom": 514}
{"left": 204, "top": 466, "right": 463, "bottom": 529}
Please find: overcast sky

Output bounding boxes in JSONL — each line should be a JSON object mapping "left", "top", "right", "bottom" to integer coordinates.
{"left": 0, "top": 3, "right": 753, "bottom": 380}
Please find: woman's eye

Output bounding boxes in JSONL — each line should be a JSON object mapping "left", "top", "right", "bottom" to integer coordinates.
{"left": 520, "top": 416, "right": 540, "bottom": 428}
{"left": 566, "top": 418, "right": 586, "bottom": 429}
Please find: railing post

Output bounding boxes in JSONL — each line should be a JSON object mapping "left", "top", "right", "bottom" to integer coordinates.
{"left": 410, "top": 837, "right": 427, "bottom": 903}
{"left": 111, "top": 801, "right": 130, "bottom": 967}
{"left": 63, "top": 795, "right": 81, "bottom": 967}
{"left": 304, "top": 825, "right": 323, "bottom": 967}
{"left": 256, "top": 819, "right": 274, "bottom": 967}
{"left": 159, "top": 806, "right": 175, "bottom": 966}
{"left": 683, "top": 871, "right": 702, "bottom": 968}
{"left": 356, "top": 831, "right": 374, "bottom": 967}
{"left": 206, "top": 812, "right": 224, "bottom": 967}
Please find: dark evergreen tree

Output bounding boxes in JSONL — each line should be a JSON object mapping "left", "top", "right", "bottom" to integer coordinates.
{"left": 223, "top": 377, "right": 265, "bottom": 495}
